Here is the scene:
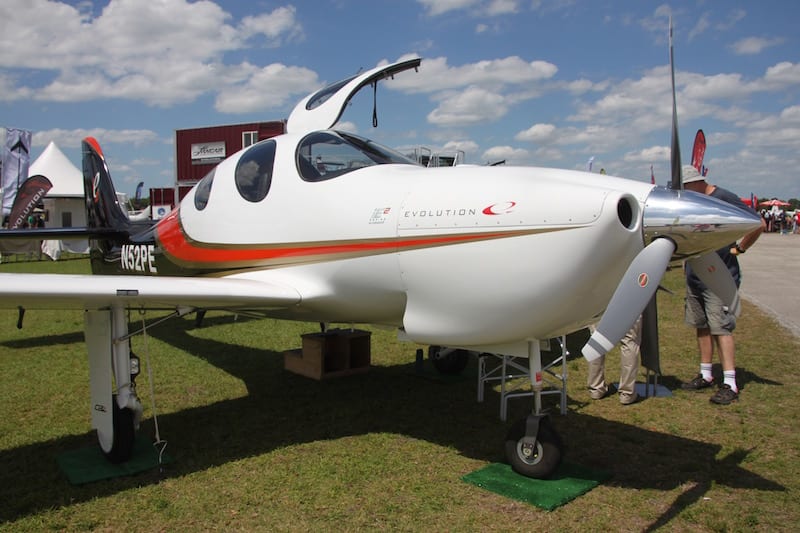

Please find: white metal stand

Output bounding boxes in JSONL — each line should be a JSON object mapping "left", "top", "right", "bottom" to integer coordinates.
{"left": 477, "top": 336, "right": 568, "bottom": 421}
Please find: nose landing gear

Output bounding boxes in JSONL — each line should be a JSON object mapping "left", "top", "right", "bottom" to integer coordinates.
{"left": 504, "top": 414, "right": 562, "bottom": 478}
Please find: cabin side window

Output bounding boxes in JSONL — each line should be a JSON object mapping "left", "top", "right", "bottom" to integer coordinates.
{"left": 193, "top": 168, "right": 216, "bottom": 211}
{"left": 235, "top": 140, "right": 276, "bottom": 202}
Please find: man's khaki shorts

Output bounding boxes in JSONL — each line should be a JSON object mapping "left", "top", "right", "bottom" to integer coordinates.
{"left": 685, "top": 286, "right": 736, "bottom": 335}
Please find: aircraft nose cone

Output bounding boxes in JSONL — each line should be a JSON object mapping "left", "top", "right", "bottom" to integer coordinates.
{"left": 642, "top": 187, "right": 763, "bottom": 260}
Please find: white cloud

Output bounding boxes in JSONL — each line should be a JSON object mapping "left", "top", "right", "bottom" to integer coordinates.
{"left": 427, "top": 86, "right": 507, "bottom": 126}
{"left": 481, "top": 145, "right": 530, "bottom": 164}
{"left": 515, "top": 123, "right": 556, "bottom": 143}
{"left": 389, "top": 54, "right": 560, "bottom": 130}
{"left": 732, "top": 36, "right": 784, "bottom": 55}
{"left": 682, "top": 72, "right": 749, "bottom": 101}
{"left": 531, "top": 146, "right": 564, "bottom": 162}
{"left": 485, "top": 0, "right": 518, "bottom": 16}
{"left": 761, "top": 62, "right": 800, "bottom": 88}
{"left": 637, "top": 5, "right": 671, "bottom": 42}
{"left": 334, "top": 121, "right": 359, "bottom": 133}
{"left": 417, "top": 0, "right": 517, "bottom": 17}
{"left": 391, "top": 56, "right": 557, "bottom": 93}
{"left": 715, "top": 8, "right": 746, "bottom": 31}
{"left": 0, "top": 73, "right": 32, "bottom": 101}
{"left": 565, "top": 79, "right": 595, "bottom": 95}
{"left": 0, "top": 0, "right": 304, "bottom": 107}
{"left": 530, "top": 0, "right": 577, "bottom": 16}
{"left": 706, "top": 131, "right": 740, "bottom": 146}
{"left": 130, "top": 158, "right": 160, "bottom": 166}
{"left": 779, "top": 105, "right": 800, "bottom": 125}
{"left": 563, "top": 58, "right": 800, "bottom": 162}
{"left": 416, "top": 0, "right": 479, "bottom": 17}
{"left": 687, "top": 12, "right": 711, "bottom": 41}
{"left": 32, "top": 128, "right": 160, "bottom": 148}
{"left": 744, "top": 105, "right": 800, "bottom": 149}
{"left": 239, "top": 6, "right": 304, "bottom": 44}
{"left": 623, "top": 145, "right": 670, "bottom": 163}
{"left": 442, "top": 139, "right": 479, "bottom": 154}
{"left": 215, "top": 63, "right": 319, "bottom": 113}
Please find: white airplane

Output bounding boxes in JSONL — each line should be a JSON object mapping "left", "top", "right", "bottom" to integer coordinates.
{"left": 0, "top": 41, "right": 762, "bottom": 479}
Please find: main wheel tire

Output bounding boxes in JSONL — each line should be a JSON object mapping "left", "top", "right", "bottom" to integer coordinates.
{"left": 428, "top": 346, "right": 470, "bottom": 375}
{"left": 102, "top": 395, "right": 136, "bottom": 464}
{"left": 504, "top": 417, "right": 563, "bottom": 479}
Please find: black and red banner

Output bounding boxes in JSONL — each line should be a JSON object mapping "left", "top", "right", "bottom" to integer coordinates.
{"left": 691, "top": 129, "right": 706, "bottom": 175}
{"left": 7, "top": 174, "right": 52, "bottom": 229}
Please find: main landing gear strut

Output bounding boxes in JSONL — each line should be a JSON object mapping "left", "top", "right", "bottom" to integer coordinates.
{"left": 85, "top": 305, "right": 143, "bottom": 463}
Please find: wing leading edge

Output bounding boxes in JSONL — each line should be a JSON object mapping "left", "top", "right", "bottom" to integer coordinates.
{"left": 0, "top": 273, "right": 301, "bottom": 311}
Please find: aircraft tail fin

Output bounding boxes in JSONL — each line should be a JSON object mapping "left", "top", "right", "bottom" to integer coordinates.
{"left": 82, "top": 137, "right": 134, "bottom": 234}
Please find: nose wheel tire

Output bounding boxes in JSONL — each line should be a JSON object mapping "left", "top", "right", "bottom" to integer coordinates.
{"left": 504, "top": 416, "right": 563, "bottom": 478}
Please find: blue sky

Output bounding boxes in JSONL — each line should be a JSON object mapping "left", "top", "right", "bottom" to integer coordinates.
{"left": 1, "top": 0, "right": 798, "bottom": 200}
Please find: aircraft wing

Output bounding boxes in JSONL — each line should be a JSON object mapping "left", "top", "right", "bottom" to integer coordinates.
{"left": 0, "top": 273, "right": 301, "bottom": 311}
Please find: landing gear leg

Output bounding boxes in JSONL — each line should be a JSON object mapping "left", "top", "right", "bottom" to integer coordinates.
{"left": 504, "top": 340, "right": 563, "bottom": 478}
{"left": 85, "top": 305, "right": 142, "bottom": 463}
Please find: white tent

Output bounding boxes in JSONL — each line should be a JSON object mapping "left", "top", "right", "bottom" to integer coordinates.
{"left": 30, "top": 141, "right": 83, "bottom": 197}
{"left": 29, "top": 141, "right": 88, "bottom": 257}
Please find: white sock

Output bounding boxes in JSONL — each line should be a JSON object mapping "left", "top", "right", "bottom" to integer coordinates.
{"left": 701, "top": 363, "right": 713, "bottom": 382}
{"left": 723, "top": 370, "right": 738, "bottom": 392}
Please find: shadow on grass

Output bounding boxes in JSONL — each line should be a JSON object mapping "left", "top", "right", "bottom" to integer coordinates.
{"left": 662, "top": 364, "right": 784, "bottom": 393}
{"left": 738, "top": 366, "right": 784, "bottom": 389}
{"left": 1, "top": 331, "right": 85, "bottom": 349}
{"left": 0, "top": 315, "right": 786, "bottom": 527}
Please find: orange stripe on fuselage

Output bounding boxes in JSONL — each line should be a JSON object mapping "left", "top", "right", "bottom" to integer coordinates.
{"left": 156, "top": 208, "right": 546, "bottom": 270}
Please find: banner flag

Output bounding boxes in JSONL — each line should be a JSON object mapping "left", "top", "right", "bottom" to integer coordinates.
{"left": 8, "top": 174, "right": 52, "bottom": 229}
{"left": 690, "top": 129, "right": 706, "bottom": 171}
{"left": 2, "top": 128, "right": 33, "bottom": 218}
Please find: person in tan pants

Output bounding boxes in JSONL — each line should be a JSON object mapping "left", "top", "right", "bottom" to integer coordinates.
{"left": 587, "top": 316, "right": 641, "bottom": 405}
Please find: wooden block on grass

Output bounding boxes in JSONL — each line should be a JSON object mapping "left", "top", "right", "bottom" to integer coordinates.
{"left": 284, "top": 329, "right": 371, "bottom": 380}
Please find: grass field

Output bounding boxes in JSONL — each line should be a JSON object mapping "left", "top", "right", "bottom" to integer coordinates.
{"left": 1, "top": 258, "right": 798, "bottom": 531}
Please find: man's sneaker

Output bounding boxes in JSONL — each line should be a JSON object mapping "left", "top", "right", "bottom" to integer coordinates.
{"left": 681, "top": 373, "right": 714, "bottom": 391}
{"left": 710, "top": 384, "right": 738, "bottom": 405}
{"left": 589, "top": 384, "right": 616, "bottom": 400}
{"left": 589, "top": 387, "right": 608, "bottom": 400}
{"left": 619, "top": 391, "right": 639, "bottom": 405}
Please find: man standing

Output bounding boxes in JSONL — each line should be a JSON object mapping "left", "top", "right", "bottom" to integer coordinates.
{"left": 680, "top": 165, "right": 766, "bottom": 404}
{"left": 587, "top": 317, "right": 641, "bottom": 405}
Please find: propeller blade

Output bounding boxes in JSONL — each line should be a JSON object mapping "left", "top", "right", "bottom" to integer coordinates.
{"left": 669, "top": 16, "right": 683, "bottom": 191}
{"left": 582, "top": 238, "right": 676, "bottom": 361}
{"left": 687, "top": 253, "right": 741, "bottom": 316}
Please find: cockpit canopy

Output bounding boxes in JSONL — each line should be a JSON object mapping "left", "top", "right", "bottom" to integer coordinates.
{"left": 287, "top": 57, "right": 421, "bottom": 135}
{"left": 296, "top": 131, "right": 418, "bottom": 182}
